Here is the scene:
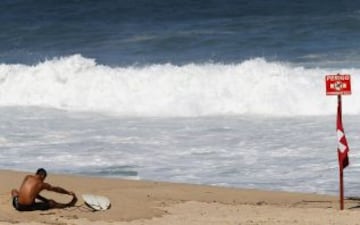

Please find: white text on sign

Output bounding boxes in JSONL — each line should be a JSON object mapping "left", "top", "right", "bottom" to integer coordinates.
{"left": 325, "top": 74, "right": 351, "bottom": 96}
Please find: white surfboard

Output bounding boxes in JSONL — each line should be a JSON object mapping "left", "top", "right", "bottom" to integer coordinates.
{"left": 82, "top": 194, "right": 111, "bottom": 211}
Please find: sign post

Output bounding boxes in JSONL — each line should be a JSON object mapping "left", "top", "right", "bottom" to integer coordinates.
{"left": 325, "top": 74, "right": 351, "bottom": 210}
{"left": 337, "top": 94, "right": 345, "bottom": 211}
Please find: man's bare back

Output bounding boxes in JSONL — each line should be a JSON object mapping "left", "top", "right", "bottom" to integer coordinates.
{"left": 11, "top": 168, "right": 77, "bottom": 211}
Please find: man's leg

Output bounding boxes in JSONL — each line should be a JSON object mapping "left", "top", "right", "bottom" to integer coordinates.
{"left": 48, "top": 195, "right": 77, "bottom": 209}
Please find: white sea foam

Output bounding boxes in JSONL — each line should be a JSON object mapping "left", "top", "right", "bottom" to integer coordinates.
{"left": 1, "top": 107, "right": 359, "bottom": 196}
{"left": 0, "top": 54, "right": 358, "bottom": 116}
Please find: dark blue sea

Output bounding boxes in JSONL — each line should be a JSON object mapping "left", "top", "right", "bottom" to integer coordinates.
{"left": 1, "top": 0, "right": 360, "bottom": 67}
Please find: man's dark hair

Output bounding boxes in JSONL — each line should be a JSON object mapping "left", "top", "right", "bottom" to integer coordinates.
{"left": 36, "top": 168, "right": 47, "bottom": 178}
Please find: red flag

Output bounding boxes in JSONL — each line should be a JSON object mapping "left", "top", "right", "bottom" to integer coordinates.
{"left": 337, "top": 96, "right": 349, "bottom": 169}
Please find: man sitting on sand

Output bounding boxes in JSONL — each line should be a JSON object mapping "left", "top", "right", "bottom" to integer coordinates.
{"left": 11, "top": 168, "right": 77, "bottom": 211}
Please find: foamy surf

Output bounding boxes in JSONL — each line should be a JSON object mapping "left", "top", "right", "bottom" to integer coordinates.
{"left": 0, "top": 54, "right": 358, "bottom": 117}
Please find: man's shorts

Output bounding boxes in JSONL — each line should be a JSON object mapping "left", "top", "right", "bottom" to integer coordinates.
{"left": 12, "top": 196, "right": 51, "bottom": 211}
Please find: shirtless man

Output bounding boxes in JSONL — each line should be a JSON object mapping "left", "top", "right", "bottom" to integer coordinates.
{"left": 11, "top": 168, "right": 77, "bottom": 211}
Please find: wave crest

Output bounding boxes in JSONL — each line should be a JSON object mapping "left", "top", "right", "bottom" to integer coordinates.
{"left": 0, "top": 54, "right": 357, "bottom": 117}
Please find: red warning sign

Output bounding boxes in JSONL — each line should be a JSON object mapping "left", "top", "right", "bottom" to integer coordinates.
{"left": 325, "top": 74, "right": 351, "bottom": 95}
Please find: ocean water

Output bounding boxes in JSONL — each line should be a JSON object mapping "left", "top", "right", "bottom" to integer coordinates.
{"left": 1, "top": 0, "right": 360, "bottom": 196}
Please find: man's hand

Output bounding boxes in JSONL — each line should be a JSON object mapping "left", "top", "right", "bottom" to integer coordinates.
{"left": 67, "top": 193, "right": 78, "bottom": 206}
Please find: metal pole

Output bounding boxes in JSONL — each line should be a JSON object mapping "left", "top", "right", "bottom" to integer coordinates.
{"left": 340, "top": 166, "right": 344, "bottom": 210}
{"left": 338, "top": 94, "right": 344, "bottom": 210}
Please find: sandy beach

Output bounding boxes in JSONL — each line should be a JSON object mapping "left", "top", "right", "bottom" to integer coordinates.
{"left": 1, "top": 169, "right": 360, "bottom": 225}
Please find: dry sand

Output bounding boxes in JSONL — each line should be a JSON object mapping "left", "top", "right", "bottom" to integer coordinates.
{"left": 1, "top": 169, "right": 360, "bottom": 225}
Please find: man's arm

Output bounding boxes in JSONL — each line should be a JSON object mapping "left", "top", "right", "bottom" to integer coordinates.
{"left": 39, "top": 183, "right": 78, "bottom": 208}
{"left": 42, "top": 183, "right": 74, "bottom": 196}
